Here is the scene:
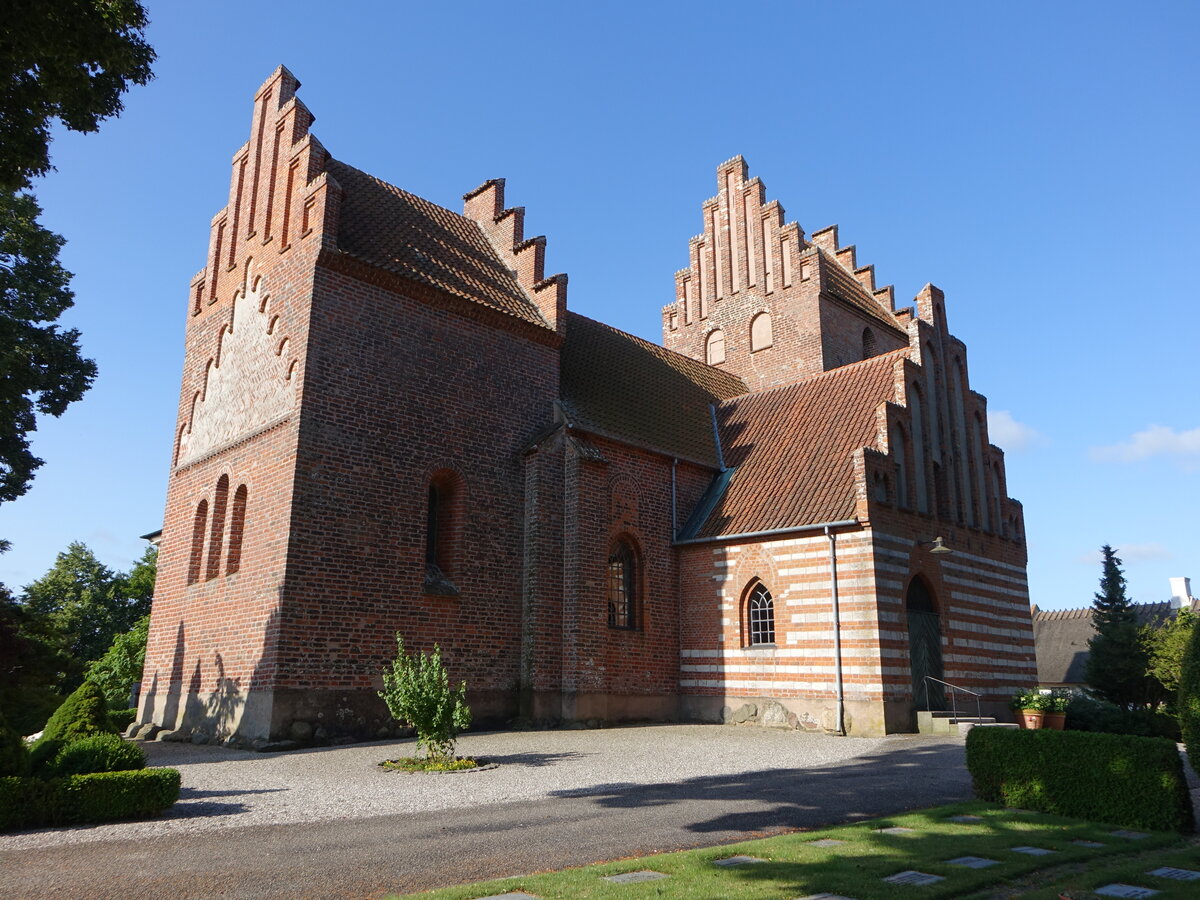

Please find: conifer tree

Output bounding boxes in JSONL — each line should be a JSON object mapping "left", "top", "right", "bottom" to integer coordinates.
{"left": 1085, "top": 545, "right": 1148, "bottom": 708}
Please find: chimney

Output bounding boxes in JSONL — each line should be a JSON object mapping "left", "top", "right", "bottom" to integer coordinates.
{"left": 1168, "top": 576, "right": 1194, "bottom": 610}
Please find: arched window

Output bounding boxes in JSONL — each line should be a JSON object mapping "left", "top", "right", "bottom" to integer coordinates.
{"left": 206, "top": 475, "right": 229, "bottom": 581}
{"left": 750, "top": 313, "right": 773, "bottom": 351}
{"left": 425, "top": 469, "right": 464, "bottom": 593}
{"left": 910, "top": 386, "right": 930, "bottom": 514}
{"left": 891, "top": 423, "right": 910, "bottom": 509}
{"left": 862, "top": 327, "right": 877, "bottom": 360}
{"left": 973, "top": 415, "right": 989, "bottom": 531}
{"left": 747, "top": 583, "right": 775, "bottom": 645}
{"left": 225, "top": 484, "right": 248, "bottom": 575}
{"left": 188, "top": 499, "right": 208, "bottom": 585}
{"left": 607, "top": 538, "right": 637, "bottom": 629}
{"left": 991, "top": 464, "right": 1003, "bottom": 535}
{"left": 706, "top": 329, "right": 726, "bottom": 365}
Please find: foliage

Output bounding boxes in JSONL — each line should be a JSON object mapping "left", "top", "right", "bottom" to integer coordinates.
{"left": 21, "top": 542, "right": 151, "bottom": 666}
{"left": 378, "top": 634, "right": 471, "bottom": 760}
{"left": 1144, "top": 607, "right": 1196, "bottom": 696}
{"left": 0, "top": 582, "right": 71, "bottom": 734}
{"left": 0, "top": 704, "right": 30, "bottom": 777}
{"left": 1065, "top": 693, "right": 1180, "bottom": 741}
{"left": 109, "top": 707, "right": 137, "bottom": 731}
{"left": 0, "top": 190, "right": 97, "bottom": 503}
{"left": 1085, "top": 545, "right": 1149, "bottom": 707}
{"left": 0, "top": 0, "right": 155, "bottom": 191}
{"left": 1009, "top": 688, "right": 1040, "bottom": 711}
{"left": 1179, "top": 617, "right": 1200, "bottom": 777}
{"left": 965, "top": 726, "right": 1193, "bottom": 832}
{"left": 42, "top": 732, "right": 144, "bottom": 777}
{"left": 87, "top": 614, "right": 149, "bottom": 707}
{"left": 36, "top": 678, "right": 115, "bottom": 746}
{"left": 380, "top": 756, "right": 479, "bottom": 773}
{"left": 0, "top": 767, "right": 179, "bottom": 832}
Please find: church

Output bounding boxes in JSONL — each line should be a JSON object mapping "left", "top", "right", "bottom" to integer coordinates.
{"left": 137, "top": 67, "right": 1036, "bottom": 742}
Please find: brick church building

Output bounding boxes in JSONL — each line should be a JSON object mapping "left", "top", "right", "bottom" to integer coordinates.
{"left": 138, "top": 67, "right": 1036, "bottom": 742}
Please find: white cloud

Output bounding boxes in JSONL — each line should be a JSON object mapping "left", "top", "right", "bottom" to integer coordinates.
{"left": 1090, "top": 424, "right": 1200, "bottom": 467}
{"left": 987, "top": 410, "right": 1042, "bottom": 451}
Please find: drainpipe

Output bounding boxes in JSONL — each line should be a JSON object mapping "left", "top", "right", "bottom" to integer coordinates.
{"left": 826, "top": 525, "right": 846, "bottom": 736}
{"left": 670, "top": 458, "right": 678, "bottom": 539}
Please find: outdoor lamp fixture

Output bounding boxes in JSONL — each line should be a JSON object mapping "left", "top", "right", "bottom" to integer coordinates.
{"left": 919, "top": 536, "right": 953, "bottom": 555}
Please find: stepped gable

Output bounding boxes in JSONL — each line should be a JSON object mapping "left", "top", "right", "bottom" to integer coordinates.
{"left": 695, "top": 349, "right": 906, "bottom": 538}
{"left": 559, "top": 311, "right": 747, "bottom": 467}
{"left": 813, "top": 240, "right": 907, "bottom": 334}
{"left": 327, "top": 160, "right": 550, "bottom": 329}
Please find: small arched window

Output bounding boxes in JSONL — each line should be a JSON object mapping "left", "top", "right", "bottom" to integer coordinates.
{"left": 225, "top": 484, "right": 248, "bottom": 575}
{"left": 425, "top": 470, "right": 464, "bottom": 593}
{"left": 206, "top": 475, "right": 229, "bottom": 581}
{"left": 750, "top": 313, "right": 773, "bottom": 351}
{"left": 747, "top": 583, "right": 776, "bottom": 646}
{"left": 862, "top": 327, "right": 877, "bottom": 360}
{"left": 706, "top": 329, "right": 726, "bottom": 365}
{"left": 188, "top": 499, "right": 208, "bottom": 585}
{"left": 607, "top": 539, "right": 637, "bottom": 630}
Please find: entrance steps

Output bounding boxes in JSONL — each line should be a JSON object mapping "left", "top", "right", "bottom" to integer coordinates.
{"left": 917, "top": 710, "right": 1020, "bottom": 736}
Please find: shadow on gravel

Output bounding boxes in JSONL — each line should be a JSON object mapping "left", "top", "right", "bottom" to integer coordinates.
{"left": 178, "top": 787, "right": 287, "bottom": 799}
{"left": 479, "top": 751, "right": 591, "bottom": 767}
{"left": 547, "top": 739, "right": 969, "bottom": 834}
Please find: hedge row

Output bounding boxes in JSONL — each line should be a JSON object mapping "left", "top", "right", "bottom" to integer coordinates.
{"left": 966, "top": 726, "right": 1194, "bottom": 832}
{"left": 0, "top": 768, "right": 181, "bottom": 832}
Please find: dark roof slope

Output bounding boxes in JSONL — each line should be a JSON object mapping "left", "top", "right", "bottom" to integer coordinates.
{"left": 817, "top": 248, "right": 906, "bottom": 334}
{"left": 328, "top": 160, "right": 549, "bottom": 328}
{"left": 694, "top": 350, "right": 904, "bottom": 538}
{"left": 1033, "top": 601, "right": 1194, "bottom": 685}
{"left": 559, "top": 312, "right": 747, "bottom": 466}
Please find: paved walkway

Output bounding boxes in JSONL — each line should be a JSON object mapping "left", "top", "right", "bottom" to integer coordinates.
{"left": 0, "top": 725, "right": 971, "bottom": 899}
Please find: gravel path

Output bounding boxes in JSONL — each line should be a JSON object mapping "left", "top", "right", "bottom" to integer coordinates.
{"left": 0, "top": 724, "right": 959, "bottom": 851}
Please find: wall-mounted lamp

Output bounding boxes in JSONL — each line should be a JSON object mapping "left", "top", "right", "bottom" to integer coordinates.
{"left": 919, "top": 536, "right": 953, "bottom": 555}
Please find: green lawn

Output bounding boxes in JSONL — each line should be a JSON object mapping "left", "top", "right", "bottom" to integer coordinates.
{"left": 394, "top": 802, "right": 1200, "bottom": 899}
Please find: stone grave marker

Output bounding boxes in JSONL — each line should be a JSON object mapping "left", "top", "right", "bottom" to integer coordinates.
{"left": 1147, "top": 867, "right": 1200, "bottom": 881}
{"left": 947, "top": 856, "right": 999, "bottom": 869}
{"left": 603, "top": 871, "right": 668, "bottom": 884}
{"left": 883, "top": 871, "right": 944, "bottom": 886}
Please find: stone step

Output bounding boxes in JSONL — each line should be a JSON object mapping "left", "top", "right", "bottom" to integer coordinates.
{"left": 917, "top": 710, "right": 1012, "bottom": 735}
{"left": 957, "top": 720, "right": 1019, "bottom": 735}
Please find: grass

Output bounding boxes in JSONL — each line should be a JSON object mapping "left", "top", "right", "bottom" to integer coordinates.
{"left": 379, "top": 756, "right": 479, "bottom": 773}
{"left": 393, "top": 801, "right": 1200, "bottom": 899}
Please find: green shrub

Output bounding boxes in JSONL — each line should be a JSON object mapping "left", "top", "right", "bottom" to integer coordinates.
{"left": 1179, "top": 619, "right": 1200, "bottom": 776}
{"left": 1066, "top": 694, "right": 1181, "bottom": 740}
{"left": 44, "top": 733, "right": 146, "bottom": 777}
{"left": 378, "top": 633, "right": 471, "bottom": 760}
{"left": 38, "top": 680, "right": 117, "bottom": 745}
{"left": 966, "top": 726, "right": 1193, "bottom": 832}
{"left": 0, "top": 768, "right": 180, "bottom": 832}
{"left": 28, "top": 738, "right": 65, "bottom": 776}
{"left": 108, "top": 708, "right": 137, "bottom": 731}
{"left": 0, "top": 707, "right": 30, "bottom": 777}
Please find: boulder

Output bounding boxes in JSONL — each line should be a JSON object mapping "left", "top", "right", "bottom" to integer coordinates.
{"left": 191, "top": 731, "right": 210, "bottom": 745}
{"left": 731, "top": 703, "right": 757, "bottom": 724}
{"left": 289, "top": 720, "right": 313, "bottom": 742}
{"left": 134, "top": 723, "right": 162, "bottom": 741}
{"left": 760, "top": 701, "right": 791, "bottom": 728}
{"left": 157, "top": 728, "right": 192, "bottom": 742}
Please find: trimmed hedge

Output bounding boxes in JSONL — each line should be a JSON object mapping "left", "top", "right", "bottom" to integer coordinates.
{"left": 0, "top": 768, "right": 180, "bottom": 832}
{"left": 966, "top": 726, "right": 1194, "bottom": 832}
{"left": 43, "top": 733, "right": 146, "bottom": 777}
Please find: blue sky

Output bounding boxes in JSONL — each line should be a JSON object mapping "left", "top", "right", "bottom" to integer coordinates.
{"left": 1, "top": 1, "right": 1196, "bottom": 610}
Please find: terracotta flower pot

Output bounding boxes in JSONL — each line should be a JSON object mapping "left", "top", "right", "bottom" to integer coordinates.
{"left": 1043, "top": 711, "right": 1066, "bottom": 730}
{"left": 1021, "top": 709, "right": 1044, "bottom": 729}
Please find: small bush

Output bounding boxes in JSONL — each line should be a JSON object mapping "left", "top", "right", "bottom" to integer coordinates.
{"left": 28, "top": 738, "right": 65, "bottom": 776}
{"left": 108, "top": 708, "right": 137, "bottom": 732}
{"left": 0, "top": 706, "right": 30, "bottom": 777}
{"left": 0, "top": 768, "right": 180, "bottom": 832}
{"left": 966, "top": 726, "right": 1193, "bottom": 832}
{"left": 378, "top": 633, "right": 470, "bottom": 760}
{"left": 44, "top": 733, "right": 146, "bottom": 777}
{"left": 1066, "top": 694, "right": 1180, "bottom": 740}
{"left": 38, "top": 680, "right": 117, "bottom": 745}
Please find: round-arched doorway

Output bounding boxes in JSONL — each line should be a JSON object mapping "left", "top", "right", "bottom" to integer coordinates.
{"left": 906, "top": 577, "right": 945, "bottom": 710}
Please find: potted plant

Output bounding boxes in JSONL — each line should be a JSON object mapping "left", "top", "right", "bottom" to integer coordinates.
{"left": 1010, "top": 689, "right": 1045, "bottom": 729}
{"left": 1042, "top": 692, "right": 1069, "bottom": 730}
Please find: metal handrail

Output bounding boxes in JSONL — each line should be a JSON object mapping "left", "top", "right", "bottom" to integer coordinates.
{"left": 924, "top": 675, "right": 982, "bottom": 724}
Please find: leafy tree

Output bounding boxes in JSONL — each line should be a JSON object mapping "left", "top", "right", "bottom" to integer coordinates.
{"left": 1085, "top": 545, "right": 1149, "bottom": 708}
{"left": 86, "top": 614, "right": 149, "bottom": 708}
{"left": 1180, "top": 620, "right": 1200, "bottom": 775}
{"left": 20, "top": 541, "right": 150, "bottom": 667}
{"left": 378, "top": 634, "right": 471, "bottom": 760}
{"left": 1, "top": 0, "right": 155, "bottom": 192}
{"left": 1144, "top": 607, "right": 1196, "bottom": 697}
{"left": 0, "top": 581, "right": 74, "bottom": 734}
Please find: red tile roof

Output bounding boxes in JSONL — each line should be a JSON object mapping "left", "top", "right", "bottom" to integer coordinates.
{"left": 694, "top": 350, "right": 905, "bottom": 537}
{"left": 817, "top": 248, "right": 906, "bottom": 334}
{"left": 328, "top": 160, "right": 550, "bottom": 328}
{"left": 560, "top": 312, "right": 748, "bottom": 466}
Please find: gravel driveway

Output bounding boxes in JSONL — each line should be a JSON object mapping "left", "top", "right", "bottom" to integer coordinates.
{"left": 0, "top": 724, "right": 962, "bottom": 852}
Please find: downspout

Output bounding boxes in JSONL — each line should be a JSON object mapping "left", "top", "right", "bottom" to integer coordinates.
{"left": 826, "top": 525, "right": 846, "bottom": 736}
{"left": 670, "top": 458, "right": 678, "bottom": 539}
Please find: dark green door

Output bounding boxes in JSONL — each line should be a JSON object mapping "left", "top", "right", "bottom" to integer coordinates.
{"left": 906, "top": 579, "right": 945, "bottom": 710}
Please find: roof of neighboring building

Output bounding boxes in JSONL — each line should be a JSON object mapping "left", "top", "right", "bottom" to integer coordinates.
{"left": 691, "top": 349, "right": 905, "bottom": 538}
{"left": 1033, "top": 601, "right": 1195, "bottom": 685}
{"left": 817, "top": 248, "right": 906, "bottom": 334}
{"left": 328, "top": 160, "right": 550, "bottom": 328}
{"left": 559, "top": 312, "right": 748, "bottom": 466}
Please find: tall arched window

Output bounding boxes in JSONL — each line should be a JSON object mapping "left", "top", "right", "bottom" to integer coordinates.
{"left": 425, "top": 469, "right": 464, "bottom": 593}
{"left": 862, "top": 327, "right": 877, "bottom": 360}
{"left": 206, "top": 475, "right": 229, "bottom": 581}
{"left": 910, "top": 386, "right": 930, "bottom": 514}
{"left": 706, "top": 329, "right": 726, "bottom": 365}
{"left": 188, "top": 499, "right": 208, "bottom": 585}
{"left": 607, "top": 538, "right": 638, "bottom": 629}
{"left": 225, "top": 484, "right": 248, "bottom": 575}
{"left": 747, "top": 583, "right": 775, "bottom": 646}
{"left": 750, "top": 313, "right": 773, "bottom": 351}
{"left": 951, "top": 359, "right": 974, "bottom": 526}
{"left": 973, "top": 415, "right": 989, "bottom": 531}
{"left": 891, "top": 423, "right": 910, "bottom": 509}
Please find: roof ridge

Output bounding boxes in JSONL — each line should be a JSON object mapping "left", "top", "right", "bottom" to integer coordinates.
{"left": 329, "top": 158, "right": 475, "bottom": 225}
{"left": 720, "top": 348, "right": 906, "bottom": 408}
